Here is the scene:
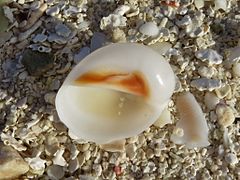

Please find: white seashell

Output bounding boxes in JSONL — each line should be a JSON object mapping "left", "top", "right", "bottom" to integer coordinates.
{"left": 55, "top": 43, "right": 175, "bottom": 144}
{"left": 139, "top": 22, "right": 159, "bottom": 37}
{"left": 170, "top": 92, "right": 210, "bottom": 148}
{"left": 191, "top": 78, "right": 222, "bottom": 91}
{"left": 195, "top": 49, "right": 223, "bottom": 65}
{"left": 1, "top": 132, "right": 27, "bottom": 151}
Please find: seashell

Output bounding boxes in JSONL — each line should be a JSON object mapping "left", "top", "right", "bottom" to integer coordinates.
{"left": 100, "top": 139, "right": 126, "bottom": 152}
{"left": 139, "top": 22, "right": 159, "bottom": 37}
{"left": 170, "top": 92, "right": 210, "bottom": 148}
{"left": 25, "top": 156, "right": 46, "bottom": 172}
{"left": 191, "top": 78, "right": 222, "bottom": 91}
{"left": 195, "top": 49, "right": 223, "bottom": 65}
{"left": 55, "top": 43, "right": 175, "bottom": 144}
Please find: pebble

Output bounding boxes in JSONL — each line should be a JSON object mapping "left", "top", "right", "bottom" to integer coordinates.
{"left": 232, "top": 62, "right": 240, "bottom": 77}
{"left": 47, "top": 165, "right": 64, "bottom": 180}
{"left": 204, "top": 92, "right": 220, "bottom": 110}
{"left": 49, "top": 79, "right": 61, "bottom": 90}
{"left": 226, "top": 46, "right": 240, "bottom": 63}
{"left": 100, "top": 14, "right": 127, "bottom": 30}
{"left": 139, "top": 22, "right": 159, "bottom": 37}
{"left": 84, "top": 150, "right": 91, "bottom": 161}
{"left": 48, "top": 33, "right": 67, "bottom": 44}
{"left": 90, "top": 32, "right": 107, "bottom": 52}
{"left": 44, "top": 92, "right": 56, "bottom": 105}
{"left": 92, "top": 164, "right": 102, "bottom": 176}
{"left": 195, "top": 49, "right": 223, "bottom": 65}
{"left": 215, "top": 84, "right": 231, "bottom": 99}
{"left": 52, "top": 147, "right": 67, "bottom": 166}
{"left": 148, "top": 42, "right": 172, "bottom": 55}
{"left": 68, "top": 158, "right": 79, "bottom": 173}
{"left": 0, "top": 31, "right": 13, "bottom": 47}
{"left": 191, "top": 78, "right": 222, "bottom": 91}
{"left": 74, "top": 47, "right": 90, "bottom": 64}
{"left": 100, "top": 139, "right": 126, "bottom": 152}
{"left": 46, "top": 5, "right": 60, "bottom": 16}
{"left": 0, "top": 143, "right": 29, "bottom": 179}
{"left": 113, "top": 5, "right": 130, "bottom": 15}
{"left": 55, "top": 24, "right": 71, "bottom": 38}
{"left": 216, "top": 104, "right": 235, "bottom": 127}
{"left": 225, "top": 153, "right": 238, "bottom": 165}
{"left": 78, "top": 154, "right": 86, "bottom": 167}
{"left": 25, "top": 156, "right": 46, "bottom": 173}
{"left": 126, "top": 144, "right": 137, "bottom": 160}
{"left": 21, "top": 49, "right": 55, "bottom": 76}
{"left": 33, "top": 34, "right": 48, "bottom": 43}
{"left": 198, "top": 66, "right": 215, "bottom": 78}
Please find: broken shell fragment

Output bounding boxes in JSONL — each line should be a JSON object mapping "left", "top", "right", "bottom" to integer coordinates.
{"left": 56, "top": 43, "right": 175, "bottom": 144}
{"left": 171, "top": 92, "right": 210, "bottom": 148}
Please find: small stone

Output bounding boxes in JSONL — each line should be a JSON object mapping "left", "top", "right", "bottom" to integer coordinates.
{"left": 74, "top": 47, "right": 90, "bottom": 64}
{"left": 225, "top": 153, "right": 238, "bottom": 165}
{"left": 0, "top": 143, "right": 29, "bottom": 180}
{"left": 0, "top": 7, "right": 9, "bottom": 33}
{"left": 84, "top": 150, "right": 91, "bottom": 161}
{"left": 216, "top": 104, "right": 235, "bottom": 127}
{"left": 100, "top": 14, "right": 127, "bottom": 30}
{"left": 46, "top": 6, "right": 60, "bottom": 16}
{"left": 100, "top": 139, "right": 126, "bottom": 152}
{"left": 112, "top": 28, "right": 126, "bottom": 43}
{"left": 68, "top": 158, "right": 79, "bottom": 173}
{"left": 78, "top": 154, "right": 85, "bottom": 166}
{"left": 21, "top": 49, "right": 55, "bottom": 76}
{"left": 47, "top": 165, "right": 64, "bottom": 180}
{"left": 33, "top": 34, "right": 48, "bottom": 43}
{"left": 226, "top": 46, "right": 240, "bottom": 64}
{"left": 198, "top": 66, "right": 215, "bottom": 78}
{"left": 191, "top": 78, "right": 222, "bottom": 91}
{"left": 93, "top": 164, "right": 102, "bottom": 176}
{"left": 0, "top": 31, "right": 12, "bottom": 46}
{"left": 90, "top": 32, "right": 107, "bottom": 52}
{"left": 204, "top": 92, "right": 220, "bottom": 110}
{"left": 146, "top": 148, "right": 154, "bottom": 159}
{"left": 232, "top": 62, "right": 240, "bottom": 77}
{"left": 148, "top": 42, "right": 172, "bottom": 56}
{"left": 195, "top": 49, "right": 223, "bottom": 65}
{"left": 139, "top": 22, "right": 159, "bottom": 37}
{"left": 113, "top": 5, "right": 130, "bottom": 15}
{"left": 55, "top": 23, "right": 71, "bottom": 38}
{"left": 44, "top": 92, "right": 56, "bottom": 105}
{"left": 215, "top": 85, "right": 231, "bottom": 99}
{"left": 81, "top": 143, "right": 90, "bottom": 152}
{"left": 50, "top": 79, "right": 61, "bottom": 90}
{"left": 126, "top": 144, "right": 137, "bottom": 160}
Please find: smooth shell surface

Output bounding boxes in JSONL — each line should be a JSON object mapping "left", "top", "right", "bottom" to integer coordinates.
{"left": 56, "top": 43, "right": 175, "bottom": 143}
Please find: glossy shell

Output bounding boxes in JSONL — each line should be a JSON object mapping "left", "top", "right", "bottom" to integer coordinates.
{"left": 56, "top": 43, "right": 175, "bottom": 144}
